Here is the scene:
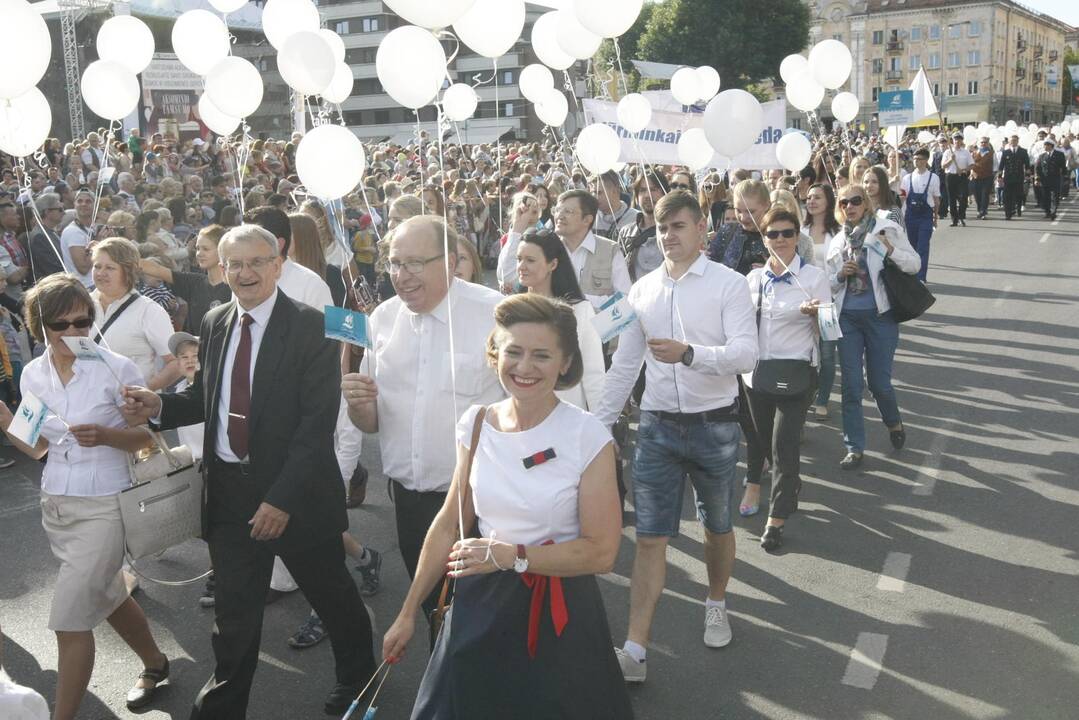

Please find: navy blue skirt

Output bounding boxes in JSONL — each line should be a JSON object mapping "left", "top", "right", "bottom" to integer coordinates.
{"left": 411, "top": 571, "right": 633, "bottom": 719}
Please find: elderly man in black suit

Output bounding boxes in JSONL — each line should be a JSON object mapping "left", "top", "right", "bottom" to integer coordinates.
{"left": 1035, "top": 138, "right": 1067, "bottom": 220}
{"left": 122, "top": 224, "right": 374, "bottom": 718}
{"left": 999, "top": 134, "right": 1031, "bottom": 220}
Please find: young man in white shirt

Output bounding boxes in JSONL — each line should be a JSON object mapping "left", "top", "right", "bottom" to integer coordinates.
{"left": 942, "top": 133, "right": 973, "bottom": 226}
{"left": 596, "top": 191, "right": 758, "bottom": 682}
{"left": 900, "top": 147, "right": 940, "bottom": 281}
{"left": 59, "top": 189, "right": 95, "bottom": 287}
{"left": 343, "top": 215, "right": 503, "bottom": 624}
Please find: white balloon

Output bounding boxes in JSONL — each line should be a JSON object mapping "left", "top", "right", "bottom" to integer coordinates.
{"left": 442, "top": 83, "right": 478, "bottom": 121}
{"left": 278, "top": 31, "right": 335, "bottom": 96}
{"left": 0, "top": 87, "right": 51, "bottom": 157}
{"left": 917, "top": 130, "right": 935, "bottom": 144}
{"left": 1004, "top": 119, "right": 1017, "bottom": 131}
{"left": 677, "top": 128, "right": 714, "bottom": 172}
{"left": 97, "top": 16, "right": 155, "bottom": 75}
{"left": 0, "top": 0, "right": 52, "bottom": 100}
{"left": 704, "top": 89, "right": 763, "bottom": 158}
{"left": 535, "top": 88, "right": 568, "bottom": 127}
{"left": 670, "top": 67, "right": 702, "bottom": 106}
{"left": 775, "top": 132, "right": 812, "bottom": 172}
{"left": 453, "top": 0, "right": 525, "bottom": 59}
{"left": 376, "top": 26, "right": 447, "bottom": 110}
{"left": 519, "top": 64, "right": 555, "bottom": 103}
{"left": 574, "top": 0, "right": 643, "bottom": 39}
{"left": 786, "top": 68, "right": 824, "bottom": 112}
{"left": 262, "top": 0, "right": 320, "bottom": 50}
{"left": 210, "top": 0, "right": 248, "bottom": 12}
{"left": 81, "top": 60, "right": 139, "bottom": 121}
{"left": 830, "top": 91, "right": 860, "bottom": 123}
{"left": 532, "top": 12, "right": 574, "bottom": 71}
{"left": 385, "top": 0, "right": 477, "bottom": 30}
{"left": 779, "top": 54, "right": 808, "bottom": 85}
{"left": 172, "top": 10, "right": 230, "bottom": 76}
{"left": 322, "top": 63, "right": 354, "bottom": 104}
{"left": 205, "top": 56, "right": 264, "bottom": 118}
{"left": 1027, "top": 123, "right": 1038, "bottom": 133}
{"left": 556, "top": 9, "right": 601, "bottom": 60}
{"left": 616, "top": 93, "right": 652, "bottom": 134}
{"left": 696, "top": 66, "right": 721, "bottom": 101}
{"left": 318, "top": 29, "right": 346, "bottom": 65}
{"left": 575, "top": 123, "right": 621, "bottom": 174}
{"left": 296, "top": 124, "right": 367, "bottom": 199}
{"left": 808, "top": 39, "right": 852, "bottom": 90}
{"left": 197, "top": 93, "right": 240, "bottom": 136}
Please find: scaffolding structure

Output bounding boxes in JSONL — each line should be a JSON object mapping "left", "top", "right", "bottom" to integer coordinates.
{"left": 57, "top": 0, "right": 107, "bottom": 140}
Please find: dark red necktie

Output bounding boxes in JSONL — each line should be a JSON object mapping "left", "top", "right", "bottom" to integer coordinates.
{"left": 228, "top": 313, "right": 254, "bottom": 460}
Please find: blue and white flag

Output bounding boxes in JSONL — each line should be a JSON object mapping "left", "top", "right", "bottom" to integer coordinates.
{"left": 62, "top": 336, "right": 106, "bottom": 361}
{"left": 8, "top": 390, "right": 50, "bottom": 446}
{"left": 590, "top": 292, "right": 637, "bottom": 344}
{"left": 325, "top": 306, "right": 371, "bottom": 348}
{"left": 818, "top": 303, "right": 843, "bottom": 341}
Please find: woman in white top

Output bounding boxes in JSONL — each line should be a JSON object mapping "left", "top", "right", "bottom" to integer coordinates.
{"left": 0, "top": 275, "right": 169, "bottom": 719}
{"left": 741, "top": 209, "right": 831, "bottom": 552}
{"left": 382, "top": 293, "right": 630, "bottom": 719}
{"left": 91, "top": 237, "right": 180, "bottom": 390}
{"left": 515, "top": 227, "right": 605, "bottom": 412}
{"left": 801, "top": 183, "right": 842, "bottom": 418}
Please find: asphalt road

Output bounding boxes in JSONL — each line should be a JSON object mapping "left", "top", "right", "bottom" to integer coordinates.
{"left": 3, "top": 191, "right": 1079, "bottom": 720}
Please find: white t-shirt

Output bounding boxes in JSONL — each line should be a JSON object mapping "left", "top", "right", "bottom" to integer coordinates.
{"left": 900, "top": 169, "right": 942, "bottom": 206}
{"left": 456, "top": 402, "right": 612, "bottom": 545}
{"left": 59, "top": 221, "right": 93, "bottom": 287}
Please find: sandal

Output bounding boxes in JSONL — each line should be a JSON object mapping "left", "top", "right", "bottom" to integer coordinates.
{"left": 126, "top": 657, "right": 169, "bottom": 710}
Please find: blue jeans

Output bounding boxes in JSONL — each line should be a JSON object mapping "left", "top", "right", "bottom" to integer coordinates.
{"left": 905, "top": 211, "right": 934, "bottom": 282}
{"left": 632, "top": 412, "right": 740, "bottom": 537}
{"left": 815, "top": 339, "right": 837, "bottom": 407}
{"left": 838, "top": 309, "right": 902, "bottom": 454}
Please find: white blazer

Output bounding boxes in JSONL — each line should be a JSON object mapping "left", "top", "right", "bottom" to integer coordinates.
{"left": 825, "top": 211, "right": 921, "bottom": 315}
{"left": 556, "top": 300, "right": 606, "bottom": 412}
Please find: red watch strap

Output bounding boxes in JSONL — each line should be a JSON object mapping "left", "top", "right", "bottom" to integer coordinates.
{"left": 516, "top": 544, "right": 526, "bottom": 561}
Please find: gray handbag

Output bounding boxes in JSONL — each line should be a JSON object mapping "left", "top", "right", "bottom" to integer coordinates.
{"left": 119, "top": 427, "right": 202, "bottom": 561}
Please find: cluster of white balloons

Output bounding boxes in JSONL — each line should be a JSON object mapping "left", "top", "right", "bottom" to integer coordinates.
{"left": 670, "top": 66, "right": 721, "bottom": 106}
{"left": 0, "top": 0, "right": 54, "bottom": 157}
{"left": 780, "top": 39, "right": 853, "bottom": 114}
{"left": 81, "top": 15, "right": 154, "bottom": 123}
{"left": 671, "top": 87, "right": 770, "bottom": 174}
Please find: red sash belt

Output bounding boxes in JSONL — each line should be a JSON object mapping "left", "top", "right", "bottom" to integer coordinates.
{"left": 518, "top": 541, "right": 567, "bottom": 658}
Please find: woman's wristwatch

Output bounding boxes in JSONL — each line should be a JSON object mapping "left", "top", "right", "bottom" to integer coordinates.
{"left": 513, "top": 544, "right": 529, "bottom": 573}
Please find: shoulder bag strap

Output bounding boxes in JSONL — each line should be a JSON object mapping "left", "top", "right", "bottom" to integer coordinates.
{"left": 456, "top": 405, "right": 486, "bottom": 521}
{"left": 94, "top": 293, "right": 140, "bottom": 343}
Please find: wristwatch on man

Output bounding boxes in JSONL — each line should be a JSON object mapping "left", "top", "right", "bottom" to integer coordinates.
{"left": 513, "top": 544, "right": 529, "bottom": 573}
{"left": 681, "top": 345, "right": 695, "bottom": 367}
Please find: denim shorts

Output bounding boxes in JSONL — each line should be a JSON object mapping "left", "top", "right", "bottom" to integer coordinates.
{"left": 631, "top": 411, "right": 741, "bottom": 537}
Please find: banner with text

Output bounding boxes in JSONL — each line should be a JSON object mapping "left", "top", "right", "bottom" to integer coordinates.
{"left": 141, "top": 53, "right": 206, "bottom": 140}
{"left": 583, "top": 98, "right": 786, "bottom": 170}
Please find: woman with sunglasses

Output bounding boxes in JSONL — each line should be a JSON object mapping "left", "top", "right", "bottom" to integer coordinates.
{"left": 0, "top": 274, "right": 170, "bottom": 719}
{"left": 741, "top": 209, "right": 830, "bottom": 551}
{"left": 826, "top": 185, "right": 920, "bottom": 470}
{"left": 802, "top": 183, "right": 842, "bottom": 420}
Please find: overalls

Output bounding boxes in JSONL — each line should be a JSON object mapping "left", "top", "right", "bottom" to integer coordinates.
{"left": 904, "top": 176, "right": 934, "bottom": 282}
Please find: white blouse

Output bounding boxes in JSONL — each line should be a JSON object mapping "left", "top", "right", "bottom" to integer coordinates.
{"left": 555, "top": 300, "right": 605, "bottom": 412}
{"left": 92, "top": 290, "right": 174, "bottom": 384}
{"left": 457, "top": 402, "right": 612, "bottom": 546}
{"left": 22, "top": 346, "right": 142, "bottom": 496}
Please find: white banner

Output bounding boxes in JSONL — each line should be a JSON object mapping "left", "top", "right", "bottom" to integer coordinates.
{"left": 582, "top": 98, "right": 786, "bottom": 170}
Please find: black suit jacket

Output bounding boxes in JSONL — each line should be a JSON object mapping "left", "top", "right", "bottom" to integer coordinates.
{"left": 158, "top": 291, "right": 346, "bottom": 552}
{"left": 1036, "top": 150, "right": 1067, "bottom": 183}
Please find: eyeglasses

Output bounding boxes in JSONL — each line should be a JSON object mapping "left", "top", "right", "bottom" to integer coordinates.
{"left": 387, "top": 254, "right": 445, "bottom": 275}
{"left": 670, "top": 183, "right": 691, "bottom": 191}
{"left": 838, "top": 196, "right": 865, "bottom": 208}
{"left": 553, "top": 205, "right": 580, "bottom": 217}
{"left": 45, "top": 317, "right": 93, "bottom": 332}
{"left": 764, "top": 228, "right": 798, "bottom": 240}
{"left": 223, "top": 256, "right": 278, "bottom": 274}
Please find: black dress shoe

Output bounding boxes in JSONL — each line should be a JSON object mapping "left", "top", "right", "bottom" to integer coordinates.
{"left": 950, "top": 221, "right": 958, "bottom": 227}
{"left": 760, "top": 525, "right": 783, "bottom": 552}
{"left": 346, "top": 463, "right": 369, "bottom": 508}
{"left": 890, "top": 425, "right": 906, "bottom": 450}
{"left": 324, "top": 681, "right": 365, "bottom": 715}
{"left": 959, "top": 219, "right": 966, "bottom": 227}
{"left": 126, "top": 657, "right": 169, "bottom": 710}
{"left": 840, "top": 452, "right": 863, "bottom": 470}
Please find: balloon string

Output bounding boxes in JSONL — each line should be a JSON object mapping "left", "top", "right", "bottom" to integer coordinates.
{"left": 612, "top": 39, "right": 630, "bottom": 97}
{"left": 414, "top": 112, "right": 427, "bottom": 213}
{"left": 493, "top": 57, "right": 505, "bottom": 235}
{"left": 88, "top": 119, "right": 119, "bottom": 232}
{"left": 744, "top": 203, "right": 812, "bottom": 301}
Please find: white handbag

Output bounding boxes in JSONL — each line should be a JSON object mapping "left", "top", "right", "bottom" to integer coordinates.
{"left": 119, "top": 427, "right": 202, "bottom": 561}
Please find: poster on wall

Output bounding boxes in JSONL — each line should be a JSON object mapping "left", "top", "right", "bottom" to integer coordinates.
{"left": 140, "top": 53, "right": 207, "bottom": 141}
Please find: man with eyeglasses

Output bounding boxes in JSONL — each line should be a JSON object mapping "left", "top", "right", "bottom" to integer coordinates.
{"left": 123, "top": 224, "right": 377, "bottom": 718}
{"left": 343, "top": 215, "right": 503, "bottom": 633}
{"left": 553, "top": 189, "right": 631, "bottom": 311}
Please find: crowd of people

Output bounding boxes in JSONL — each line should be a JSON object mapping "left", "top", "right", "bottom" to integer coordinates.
{"left": 0, "top": 116, "right": 1075, "bottom": 719}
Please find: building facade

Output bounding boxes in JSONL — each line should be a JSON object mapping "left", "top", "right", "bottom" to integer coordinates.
{"left": 804, "top": 0, "right": 1073, "bottom": 128}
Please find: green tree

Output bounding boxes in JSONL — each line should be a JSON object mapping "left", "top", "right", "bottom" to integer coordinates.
{"left": 636, "top": 0, "right": 810, "bottom": 89}
{"left": 595, "top": 2, "right": 657, "bottom": 94}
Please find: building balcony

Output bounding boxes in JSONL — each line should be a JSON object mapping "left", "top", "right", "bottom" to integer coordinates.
{"left": 1015, "top": 67, "right": 1026, "bottom": 80}
{"left": 1033, "top": 71, "right": 1042, "bottom": 84}
{"left": 885, "top": 70, "right": 903, "bottom": 81}
{"left": 1016, "top": 39, "right": 1027, "bottom": 52}
{"left": 1049, "top": 50, "right": 1059, "bottom": 61}
{"left": 886, "top": 40, "right": 903, "bottom": 52}
{"left": 1033, "top": 44, "right": 1043, "bottom": 58}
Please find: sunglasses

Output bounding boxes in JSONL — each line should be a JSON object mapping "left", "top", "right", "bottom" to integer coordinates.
{"left": 838, "top": 196, "right": 865, "bottom": 208}
{"left": 765, "top": 228, "right": 798, "bottom": 239}
{"left": 46, "top": 317, "right": 93, "bottom": 332}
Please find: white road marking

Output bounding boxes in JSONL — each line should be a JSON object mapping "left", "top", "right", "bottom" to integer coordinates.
{"left": 1051, "top": 210, "right": 1065, "bottom": 226}
{"left": 913, "top": 434, "right": 947, "bottom": 496}
{"left": 1039, "top": 232, "right": 1050, "bottom": 243}
{"left": 842, "top": 632, "right": 889, "bottom": 689}
{"left": 877, "top": 552, "right": 912, "bottom": 592}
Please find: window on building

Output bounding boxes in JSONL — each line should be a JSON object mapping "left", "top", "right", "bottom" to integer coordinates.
{"left": 967, "top": 50, "right": 980, "bottom": 66}
{"left": 361, "top": 17, "right": 380, "bottom": 32}
{"left": 911, "top": 27, "right": 922, "bottom": 42}
{"left": 947, "top": 81, "right": 959, "bottom": 96}
{"left": 872, "top": 86, "right": 881, "bottom": 101}
{"left": 334, "top": 20, "right": 349, "bottom": 33}
{"left": 833, "top": 33, "right": 843, "bottom": 42}
{"left": 949, "top": 24, "right": 962, "bottom": 39}
{"left": 969, "top": 20, "right": 982, "bottom": 36}
{"left": 872, "top": 30, "right": 884, "bottom": 45}
{"left": 910, "top": 54, "right": 920, "bottom": 70}
{"left": 345, "top": 47, "right": 378, "bottom": 64}
{"left": 928, "top": 52, "right": 940, "bottom": 69}
{"left": 933, "top": 82, "right": 940, "bottom": 97}
{"left": 890, "top": 56, "right": 901, "bottom": 71}
{"left": 355, "top": 78, "right": 384, "bottom": 95}
{"left": 503, "top": 70, "right": 514, "bottom": 85}
{"left": 948, "top": 51, "right": 961, "bottom": 67}
{"left": 504, "top": 102, "right": 515, "bottom": 116}
{"left": 374, "top": 109, "right": 389, "bottom": 124}
{"left": 929, "top": 25, "right": 941, "bottom": 40}
{"left": 872, "top": 58, "right": 884, "bottom": 73}
{"left": 968, "top": 80, "right": 979, "bottom": 95}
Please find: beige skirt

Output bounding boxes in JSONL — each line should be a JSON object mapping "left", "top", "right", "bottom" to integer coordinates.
{"left": 40, "top": 492, "right": 128, "bottom": 632}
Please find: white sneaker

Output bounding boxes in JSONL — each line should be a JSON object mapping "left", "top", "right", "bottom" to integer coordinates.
{"left": 704, "top": 605, "right": 732, "bottom": 648}
{"left": 614, "top": 647, "right": 647, "bottom": 683}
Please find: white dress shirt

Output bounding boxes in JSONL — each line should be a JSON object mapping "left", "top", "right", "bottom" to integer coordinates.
{"left": 565, "top": 231, "right": 633, "bottom": 310}
{"left": 93, "top": 290, "right": 174, "bottom": 385}
{"left": 596, "top": 254, "right": 759, "bottom": 427}
{"left": 278, "top": 258, "right": 333, "bottom": 313}
{"left": 555, "top": 300, "right": 605, "bottom": 412}
{"left": 943, "top": 148, "right": 973, "bottom": 174}
{"left": 744, "top": 257, "right": 831, "bottom": 388}
{"left": 361, "top": 279, "right": 504, "bottom": 492}
{"left": 22, "top": 346, "right": 142, "bottom": 496}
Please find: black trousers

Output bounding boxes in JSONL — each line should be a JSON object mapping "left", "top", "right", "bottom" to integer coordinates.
{"left": 191, "top": 465, "right": 375, "bottom": 720}
{"left": 390, "top": 479, "right": 449, "bottom": 618}
{"left": 946, "top": 174, "right": 969, "bottom": 220}
{"left": 936, "top": 173, "right": 949, "bottom": 217}
{"left": 1003, "top": 181, "right": 1024, "bottom": 218}
{"left": 744, "top": 383, "right": 815, "bottom": 520}
{"left": 1040, "top": 178, "right": 1060, "bottom": 216}
{"left": 739, "top": 377, "right": 771, "bottom": 483}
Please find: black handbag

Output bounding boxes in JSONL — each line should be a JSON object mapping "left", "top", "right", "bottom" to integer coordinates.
{"left": 751, "top": 277, "right": 815, "bottom": 396}
{"left": 879, "top": 256, "right": 935, "bottom": 323}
